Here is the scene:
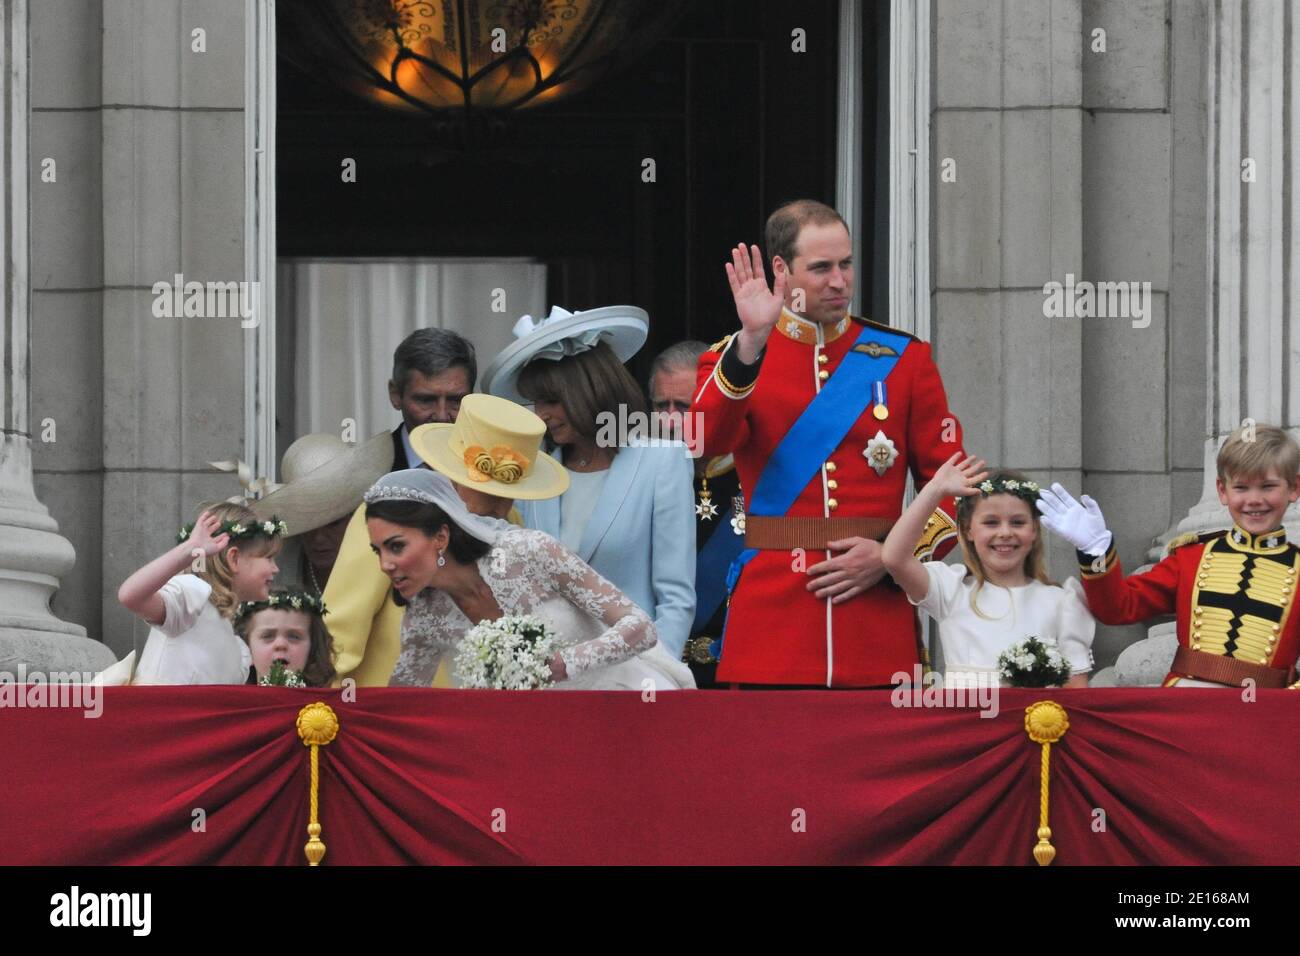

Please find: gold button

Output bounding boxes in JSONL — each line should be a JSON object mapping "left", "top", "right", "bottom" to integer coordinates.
{"left": 818, "top": 369, "right": 829, "bottom": 381}
{"left": 1260, "top": 657, "right": 1269, "bottom": 665}
{"left": 827, "top": 479, "right": 838, "bottom": 491}
{"left": 1274, "top": 624, "right": 1282, "bottom": 633}
{"left": 827, "top": 498, "right": 839, "bottom": 511}
{"left": 817, "top": 353, "right": 829, "bottom": 365}
{"left": 1193, "top": 631, "right": 1200, "bottom": 639}
{"left": 1194, "top": 607, "right": 1203, "bottom": 614}
{"left": 1192, "top": 643, "right": 1201, "bottom": 651}
{"left": 825, "top": 461, "right": 837, "bottom": 474}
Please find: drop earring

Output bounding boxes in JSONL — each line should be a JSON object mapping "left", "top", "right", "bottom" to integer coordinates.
{"left": 437, "top": 549, "right": 446, "bottom": 568}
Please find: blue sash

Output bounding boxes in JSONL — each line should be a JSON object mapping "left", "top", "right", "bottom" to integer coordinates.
{"left": 749, "top": 324, "right": 911, "bottom": 516}
{"left": 716, "top": 323, "right": 911, "bottom": 659}
{"left": 693, "top": 515, "right": 747, "bottom": 633}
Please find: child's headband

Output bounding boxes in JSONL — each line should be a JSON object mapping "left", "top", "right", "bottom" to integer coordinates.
{"left": 235, "top": 589, "right": 328, "bottom": 627}
{"left": 956, "top": 477, "right": 1042, "bottom": 519}
{"left": 177, "top": 516, "right": 289, "bottom": 545}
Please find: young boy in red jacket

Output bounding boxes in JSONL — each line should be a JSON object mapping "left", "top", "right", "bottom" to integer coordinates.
{"left": 1035, "top": 424, "right": 1300, "bottom": 688}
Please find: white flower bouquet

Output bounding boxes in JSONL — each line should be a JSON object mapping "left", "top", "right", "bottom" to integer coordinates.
{"left": 997, "top": 636, "right": 1074, "bottom": 688}
{"left": 454, "top": 614, "right": 559, "bottom": 690}
{"left": 259, "top": 660, "right": 307, "bottom": 687}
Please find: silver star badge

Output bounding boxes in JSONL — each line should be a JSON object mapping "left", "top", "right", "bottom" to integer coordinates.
{"left": 695, "top": 499, "right": 718, "bottom": 520}
{"left": 863, "top": 430, "right": 899, "bottom": 477}
{"left": 731, "top": 495, "right": 747, "bottom": 535}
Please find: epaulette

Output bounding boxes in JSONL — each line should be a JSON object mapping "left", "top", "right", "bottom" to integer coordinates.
{"left": 707, "top": 334, "right": 733, "bottom": 353}
{"left": 854, "top": 314, "right": 920, "bottom": 341}
{"left": 1164, "top": 529, "right": 1226, "bottom": 557}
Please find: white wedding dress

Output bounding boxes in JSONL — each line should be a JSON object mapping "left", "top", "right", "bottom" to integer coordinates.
{"left": 389, "top": 528, "right": 695, "bottom": 690}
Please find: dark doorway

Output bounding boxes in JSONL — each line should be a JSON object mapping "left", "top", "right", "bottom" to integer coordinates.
{"left": 277, "top": 0, "right": 884, "bottom": 381}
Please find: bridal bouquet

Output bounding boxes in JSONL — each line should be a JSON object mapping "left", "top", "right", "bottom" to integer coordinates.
{"left": 997, "top": 636, "right": 1073, "bottom": 688}
{"left": 454, "top": 614, "right": 560, "bottom": 690}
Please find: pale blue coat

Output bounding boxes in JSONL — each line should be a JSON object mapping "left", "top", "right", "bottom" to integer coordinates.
{"left": 518, "top": 442, "right": 696, "bottom": 660}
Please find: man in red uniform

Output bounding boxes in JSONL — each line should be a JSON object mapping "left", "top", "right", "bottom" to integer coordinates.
{"left": 693, "top": 200, "right": 964, "bottom": 687}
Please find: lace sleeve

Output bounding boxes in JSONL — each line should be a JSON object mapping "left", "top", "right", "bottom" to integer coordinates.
{"left": 388, "top": 592, "right": 448, "bottom": 687}
{"left": 532, "top": 534, "right": 657, "bottom": 679}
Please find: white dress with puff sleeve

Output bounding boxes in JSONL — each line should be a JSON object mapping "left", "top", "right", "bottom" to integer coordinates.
{"left": 910, "top": 562, "right": 1096, "bottom": 688}
{"left": 96, "top": 573, "right": 252, "bottom": 685}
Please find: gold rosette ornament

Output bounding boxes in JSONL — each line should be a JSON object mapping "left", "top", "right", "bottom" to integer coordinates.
{"left": 1024, "top": 700, "right": 1069, "bottom": 866}
{"left": 463, "top": 445, "right": 527, "bottom": 484}
{"left": 296, "top": 702, "right": 339, "bottom": 866}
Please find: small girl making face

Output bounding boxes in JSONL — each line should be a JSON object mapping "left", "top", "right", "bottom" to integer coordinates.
{"left": 236, "top": 589, "right": 337, "bottom": 687}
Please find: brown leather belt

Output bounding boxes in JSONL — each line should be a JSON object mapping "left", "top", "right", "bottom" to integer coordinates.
{"left": 745, "top": 515, "right": 893, "bottom": 550}
{"left": 1170, "top": 645, "right": 1294, "bottom": 689}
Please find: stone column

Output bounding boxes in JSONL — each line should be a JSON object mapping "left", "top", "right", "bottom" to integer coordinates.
{"left": 0, "top": 0, "right": 112, "bottom": 673}
{"left": 931, "top": 0, "right": 1086, "bottom": 577}
{"left": 1153, "top": 0, "right": 1300, "bottom": 558}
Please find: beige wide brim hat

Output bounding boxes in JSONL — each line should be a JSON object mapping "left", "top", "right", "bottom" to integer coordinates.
{"left": 251, "top": 431, "right": 393, "bottom": 535}
{"left": 410, "top": 394, "right": 569, "bottom": 501}
{"left": 479, "top": 304, "right": 649, "bottom": 404}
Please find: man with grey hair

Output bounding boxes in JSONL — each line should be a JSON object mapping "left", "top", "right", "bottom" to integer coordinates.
{"left": 324, "top": 327, "right": 488, "bottom": 686}
{"left": 387, "top": 328, "right": 477, "bottom": 470}
{"left": 650, "top": 339, "right": 742, "bottom": 688}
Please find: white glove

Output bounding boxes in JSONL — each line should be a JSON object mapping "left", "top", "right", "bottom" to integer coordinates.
{"left": 1035, "top": 483, "right": 1112, "bottom": 556}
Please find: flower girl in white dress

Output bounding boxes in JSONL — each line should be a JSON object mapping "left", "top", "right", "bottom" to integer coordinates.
{"left": 881, "top": 453, "right": 1095, "bottom": 688}
{"left": 366, "top": 469, "right": 693, "bottom": 690}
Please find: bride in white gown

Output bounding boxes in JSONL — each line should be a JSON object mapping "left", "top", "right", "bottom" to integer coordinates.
{"left": 364, "top": 469, "right": 694, "bottom": 690}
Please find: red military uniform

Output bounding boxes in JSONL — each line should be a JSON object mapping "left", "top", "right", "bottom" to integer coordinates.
{"left": 693, "top": 309, "right": 963, "bottom": 687}
{"left": 1079, "top": 525, "right": 1300, "bottom": 688}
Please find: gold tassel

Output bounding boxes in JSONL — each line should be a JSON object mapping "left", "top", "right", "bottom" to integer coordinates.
{"left": 296, "top": 702, "right": 339, "bottom": 866}
{"left": 1023, "top": 700, "right": 1069, "bottom": 866}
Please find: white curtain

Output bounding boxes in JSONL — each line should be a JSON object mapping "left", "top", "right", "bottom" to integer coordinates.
{"left": 277, "top": 258, "right": 547, "bottom": 444}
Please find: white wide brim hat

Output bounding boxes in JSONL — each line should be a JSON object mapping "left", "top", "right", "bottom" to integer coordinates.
{"left": 251, "top": 431, "right": 393, "bottom": 535}
{"left": 480, "top": 304, "right": 649, "bottom": 404}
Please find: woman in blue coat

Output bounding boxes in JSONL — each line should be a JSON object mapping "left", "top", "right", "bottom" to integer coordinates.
{"left": 482, "top": 306, "right": 696, "bottom": 688}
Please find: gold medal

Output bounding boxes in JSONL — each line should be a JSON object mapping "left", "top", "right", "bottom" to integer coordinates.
{"left": 872, "top": 380, "right": 889, "bottom": 420}
{"left": 873, "top": 404, "right": 888, "bottom": 421}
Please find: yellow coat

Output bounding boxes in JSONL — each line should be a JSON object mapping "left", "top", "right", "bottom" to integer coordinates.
{"left": 323, "top": 500, "right": 523, "bottom": 687}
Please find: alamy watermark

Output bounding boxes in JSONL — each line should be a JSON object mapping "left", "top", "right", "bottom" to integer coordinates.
{"left": 1042, "top": 273, "right": 1152, "bottom": 329}
{"left": 595, "top": 405, "right": 704, "bottom": 459}
{"left": 0, "top": 665, "right": 101, "bottom": 718}
{"left": 50, "top": 886, "right": 150, "bottom": 935}
{"left": 151, "top": 273, "right": 260, "bottom": 328}
{"left": 890, "top": 665, "right": 999, "bottom": 718}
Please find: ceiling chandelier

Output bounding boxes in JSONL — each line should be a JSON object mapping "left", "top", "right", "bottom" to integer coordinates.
{"left": 279, "top": 0, "right": 687, "bottom": 114}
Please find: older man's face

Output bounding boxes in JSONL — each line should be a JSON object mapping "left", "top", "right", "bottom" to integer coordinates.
{"left": 389, "top": 366, "right": 472, "bottom": 430}
{"left": 455, "top": 483, "right": 513, "bottom": 520}
{"left": 650, "top": 366, "right": 697, "bottom": 439}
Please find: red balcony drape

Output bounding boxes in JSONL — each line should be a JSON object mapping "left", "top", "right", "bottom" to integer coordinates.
{"left": 2, "top": 687, "right": 1297, "bottom": 865}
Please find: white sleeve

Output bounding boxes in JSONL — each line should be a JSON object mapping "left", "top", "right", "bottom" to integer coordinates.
{"left": 1056, "top": 578, "right": 1097, "bottom": 674}
{"left": 532, "top": 534, "right": 657, "bottom": 679}
{"left": 157, "top": 575, "right": 214, "bottom": 638}
{"left": 909, "top": 561, "right": 967, "bottom": 621}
